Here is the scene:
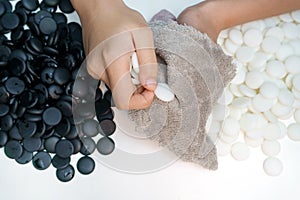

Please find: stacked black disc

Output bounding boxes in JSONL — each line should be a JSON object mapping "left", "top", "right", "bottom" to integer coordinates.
{"left": 0, "top": 0, "right": 117, "bottom": 182}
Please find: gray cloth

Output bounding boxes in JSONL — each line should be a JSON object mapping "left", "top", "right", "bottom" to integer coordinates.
{"left": 128, "top": 19, "right": 236, "bottom": 170}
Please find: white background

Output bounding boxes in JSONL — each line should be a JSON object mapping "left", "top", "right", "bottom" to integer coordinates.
{"left": 1, "top": 1, "right": 300, "bottom": 200}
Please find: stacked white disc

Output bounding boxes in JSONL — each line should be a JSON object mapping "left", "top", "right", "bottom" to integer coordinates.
{"left": 211, "top": 10, "right": 300, "bottom": 177}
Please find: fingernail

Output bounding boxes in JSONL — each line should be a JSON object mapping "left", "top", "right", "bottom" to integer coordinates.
{"left": 145, "top": 79, "right": 157, "bottom": 86}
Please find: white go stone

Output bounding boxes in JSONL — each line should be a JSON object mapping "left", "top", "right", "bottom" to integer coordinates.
{"left": 244, "top": 29, "right": 263, "bottom": 47}
{"left": 277, "top": 121, "right": 287, "bottom": 139}
{"left": 239, "top": 84, "right": 257, "bottom": 97}
{"left": 292, "top": 74, "right": 300, "bottom": 91}
{"left": 294, "top": 99, "right": 300, "bottom": 109}
{"left": 261, "top": 36, "right": 281, "bottom": 53}
{"left": 292, "top": 88, "right": 300, "bottom": 99}
{"left": 154, "top": 83, "right": 175, "bottom": 102}
{"left": 278, "top": 108, "right": 295, "bottom": 120}
{"left": 263, "top": 157, "right": 283, "bottom": 176}
{"left": 289, "top": 39, "right": 300, "bottom": 56}
{"left": 236, "top": 46, "right": 255, "bottom": 63}
{"left": 130, "top": 70, "right": 140, "bottom": 85}
{"left": 217, "top": 88, "right": 233, "bottom": 105}
{"left": 230, "top": 61, "right": 247, "bottom": 84}
{"left": 246, "top": 129, "right": 264, "bottom": 140}
{"left": 229, "top": 107, "right": 242, "bottom": 120}
{"left": 229, "top": 29, "right": 244, "bottom": 45}
{"left": 241, "top": 20, "right": 265, "bottom": 32}
{"left": 212, "top": 104, "right": 229, "bottom": 121}
{"left": 225, "top": 39, "right": 239, "bottom": 54}
{"left": 291, "top": 10, "right": 300, "bottom": 22}
{"left": 131, "top": 52, "right": 140, "bottom": 74}
{"left": 266, "top": 60, "right": 286, "bottom": 79}
{"left": 231, "top": 142, "right": 250, "bottom": 161}
{"left": 285, "top": 74, "right": 294, "bottom": 89}
{"left": 252, "top": 94, "right": 274, "bottom": 112}
{"left": 287, "top": 123, "right": 300, "bottom": 141}
{"left": 263, "top": 123, "right": 281, "bottom": 140}
{"left": 219, "top": 29, "right": 229, "bottom": 38}
{"left": 219, "top": 131, "right": 239, "bottom": 144}
{"left": 244, "top": 135, "right": 263, "bottom": 148}
{"left": 263, "top": 110, "right": 278, "bottom": 123}
{"left": 271, "top": 102, "right": 293, "bottom": 117}
{"left": 231, "top": 97, "right": 251, "bottom": 109}
{"left": 222, "top": 117, "right": 240, "bottom": 136}
{"left": 245, "top": 71, "right": 264, "bottom": 89}
{"left": 279, "top": 13, "right": 294, "bottom": 22}
{"left": 261, "top": 140, "right": 281, "bottom": 157}
{"left": 230, "top": 84, "right": 243, "bottom": 97}
{"left": 294, "top": 109, "right": 300, "bottom": 123}
{"left": 240, "top": 113, "right": 259, "bottom": 132}
{"left": 285, "top": 55, "right": 300, "bottom": 74}
{"left": 216, "top": 140, "right": 231, "bottom": 156}
{"left": 276, "top": 44, "right": 295, "bottom": 61}
{"left": 278, "top": 89, "right": 295, "bottom": 106}
{"left": 265, "top": 27, "right": 285, "bottom": 41}
{"left": 264, "top": 17, "right": 280, "bottom": 28}
{"left": 281, "top": 22, "right": 299, "bottom": 39}
{"left": 249, "top": 52, "right": 268, "bottom": 71}
{"left": 260, "top": 82, "right": 280, "bottom": 99}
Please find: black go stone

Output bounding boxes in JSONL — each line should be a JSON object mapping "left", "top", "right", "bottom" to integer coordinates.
{"left": 52, "top": 154, "right": 71, "bottom": 169}
{"left": 4, "top": 140, "right": 23, "bottom": 159}
{"left": 0, "top": 131, "right": 8, "bottom": 147}
{"left": 99, "top": 119, "right": 116, "bottom": 137}
{"left": 56, "top": 164, "right": 75, "bottom": 182}
{"left": 32, "top": 151, "right": 51, "bottom": 170}
{"left": 96, "top": 137, "right": 115, "bottom": 156}
{"left": 21, "top": 0, "right": 39, "bottom": 11}
{"left": 16, "top": 150, "right": 33, "bottom": 164}
{"left": 77, "top": 156, "right": 95, "bottom": 175}
{"left": 55, "top": 139, "right": 74, "bottom": 158}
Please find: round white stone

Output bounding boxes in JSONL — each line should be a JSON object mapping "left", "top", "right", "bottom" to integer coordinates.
{"left": 271, "top": 102, "right": 293, "bottom": 117}
{"left": 261, "top": 36, "right": 281, "bottom": 53}
{"left": 288, "top": 39, "right": 300, "bottom": 56}
{"left": 261, "top": 140, "right": 281, "bottom": 156}
{"left": 229, "top": 29, "right": 244, "bottom": 45}
{"left": 285, "top": 55, "right": 300, "bottom": 74}
{"left": 279, "top": 13, "right": 293, "bottom": 22}
{"left": 263, "top": 123, "right": 281, "bottom": 140}
{"left": 154, "top": 83, "right": 175, "bottom": 102}
{"left": 216, "top": 140, "right": 231, "bottom": 156}
{"left": 131, "top": 52, "right": 140, "bottom": 74}
{"left": 245, "top": 71, "right": 264, "bottom": 89}
{"left": 252, "top": 94, "right": 274, "bottom": 112}
{"left": 231, "top": 97, "right": 251, "bottom": 109}
{"left": 240, "top": 113, "right": 259, "bottom": 132}
{"left": 230, "top": 84, "right": 243, "bottom": 97}
{"left": 287, "top": 123, "right": 300, "bottom": 141}
{"left": 276, "top": 44, "right": 295, "bottom": 61}
{"left": 265, "top": 27, "right": 285, "bottom": 41}
{"left": 241, "top": 20, "right": 265, "bottom": 32}
{"left": 281, "top": 22, "right": 298, "bottom": 39}
{"left": 263, "top": 157, "right": 283, "bottom": 176}
{"left": 260, "top": 82, "right": 280, "bottom": 99}
{"left": 244, "top": 135, "right": 263, "bottom": 148}
{"left": 291, "top": 10, "right": 300, "bottom": 23}
{"left": 246, "top": 129, "right": 264, "bottom": 140}
{"left": 229, "top": 107, "right": 242, "bottom": 120}
{"left": 249, "top": 52, "right": 268, "bottom": 70}
{"left": 222, "top": 117, "right": 240, "bottom": 136}
{"left": 236, "top": 46, "right": 255, "bottom": 63}
{"left": 266, "top": 60, "right": 286, "bottom": 79}
{"left": 130, "top": 70, "right": 140, "bottom": 85}
{"left": 231, "top": 142, "right": 250, "bottom": 161}
{"left": 263, "top": 110, "right": 278, "bottom": 123}
{"left": 219, "top": 131, "right": 239, "bottom": 144}
{"left": 244, "top": 29, "right": 263, "bottom": 47}
{"left": 285, "top": 74, "right": 294, "bottom": 89}
{"left": 264, "top": 17, "right": 280, "bottom": 28}
{"left": 278, "top": 89, "right": 295, "bottom": 106}
{"left": 225, "top": 39, "right": 239, "bottom": 54}
{"left": 217, "top": 88, "right": 234, "bottom": 105}
{"left": 295, "top": 109, "right": 300, "bottom": 123}
{"left": 292, "top": 88, "right": 300, "bottom": 99}
{"left": 293, "top": 74, "right": 300, "bottom": 91}
{"left": 230, "top": 61, "right": 247, "bottom": 84}
{"left": 239, "top": 84, "right": 257, "bottom": 97}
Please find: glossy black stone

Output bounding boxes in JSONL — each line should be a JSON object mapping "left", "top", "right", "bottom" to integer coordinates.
{"left": 16, "top": 150, "right": 33, "bottom": 164}
{"left": 5, "top": 77, "right": 25, "bottom": 95}
{"left": 0, "top": 114, "right": 13, "bottom": 131}
{"left": 41, "top": 67, "right": 55, "bottom": 84}
{"left": 28, "top": 38, "right": 43, "bottom": 53}
{"left": 99, "top": 119, "right": 116, "bottom": 137}
{"left": 1, "top": 13, "right": 20, "bottom": 30}
{"left": 56, "top": 100, "right": 72, "bottom": 117}
{"left": 56, "top": 164, "right": 75, "bottom": 182}
{"left": 0, "top": 103, "right": 9, "bottom": 117}
{"left": 22, "top": 0, "right": 39, "bottom": 11}
{"left": 0, "top": 131, "right": 8, "bottom": 147}
{"left": 14, "top": 8, "right": 28, "bottom": 25}
{"left": 96, "top": 137, "right": 115, "bottom": 155}
{"left": 39, "top": 17, "right": 57, "bottom": 35}
{"left": 53, "top": 12, "right": 67, "bottom": 24}
{"left": 24, "top": 113, "right": 42, "bottom": 122}
{"left": 8, "top": 125, "right": 23, "bottom": 140}
{"left": 0, "top": 0, "right": 12, "bottom": 13}
{"left": 95, "top": 99, "right": 111, "bottom": 115}
{"left": 17, "top": 120, "right": 37, "bottom": 138}
{"left": 0, "top": 86, "right": 9, "bottom": 103}
{"left": 4, "top": 140, "right": 23, "bottom": 159}
{"left": 23, "top": 137, "right": 42, "bottom": 152}
{"left": 80, "top": 137, "right": 96, "bottom": 156}
{"left": 53, "top": 67, "right": 70, "bottom": 85}
{"left": 70, "top": 138, "right": 81, "bottom": 154}
{"left": 82, "top": 119, "right": 99, "bottom": 137}
{"left": 33, "top": 121, "right": 46, "bottom": 138}
{"left": 52, "top": 155, "right": 70, "bottom": 169}
{"left": 8, "top": 57, "right": 26, "bottom": 76}
{"left": 44, "top": 135, "right": 60, "bottom": 153}
{"left": 48, "top": 84, "right": 63, "bottom": 99}
{"left": 32, "top": 151, "right": 51, "bottom": 170}
{"left": 34, "top": 84, "right": 49, "bottom": 104}
{"left": 44, "top": 0, "right": 61, "bottom": 7}
{"left": 19, "top": 90, "right": 38, "bottom": 108}
{"left": 59, "top": 0, "right": 74, "bottom": 14}
{"left": 55, "top": 139, "right": 74, "bottom": 158}
{"left": 97, "top": 108, "right": 114, "bottom": 121}
{"left": 55, "top": 118, "right": 71, "bottom": 137}
{"left": 42, "top": 107, "right": 62, "bottom": 126}
{"left": 34, "top": 10, "right": 52, "bottom": 24}
{"left": 77, "top": 156, "right": 95, "bottom": 175}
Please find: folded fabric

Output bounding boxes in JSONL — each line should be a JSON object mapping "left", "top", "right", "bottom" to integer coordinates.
{"left": 128, "top": 10, "right": 236, "bottom": 170}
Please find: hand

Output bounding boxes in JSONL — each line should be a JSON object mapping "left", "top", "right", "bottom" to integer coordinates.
{"left": 71, "top": 0, "right": 158, "bottom": 110}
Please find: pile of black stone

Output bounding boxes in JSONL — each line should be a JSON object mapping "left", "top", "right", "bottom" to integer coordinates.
{"left": 0, "top": 0, "right": 116, "bottom": 182}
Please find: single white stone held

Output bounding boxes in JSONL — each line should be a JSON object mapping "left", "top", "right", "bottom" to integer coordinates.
{"left": 154, "top": 83, "right": 175, "bottom": 102}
